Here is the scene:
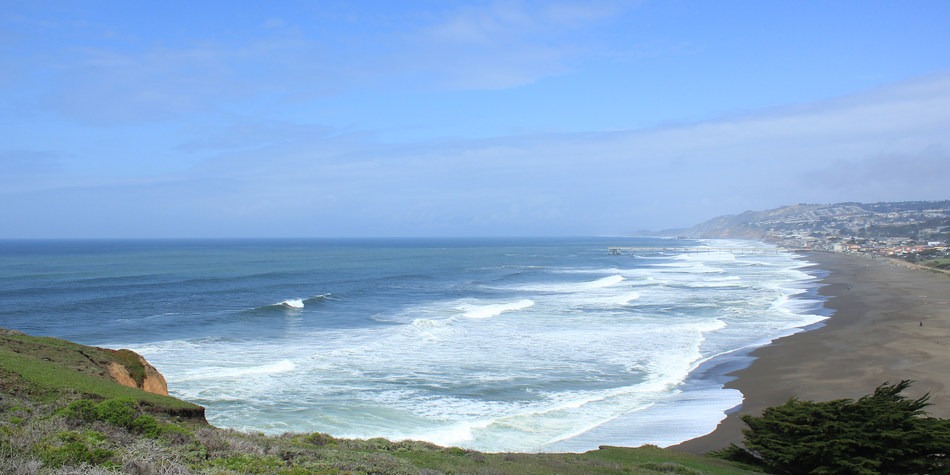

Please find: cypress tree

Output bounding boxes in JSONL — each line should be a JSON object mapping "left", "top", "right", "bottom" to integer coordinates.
{"left": 719, "top": 381, "right": 950, "bottom": 474}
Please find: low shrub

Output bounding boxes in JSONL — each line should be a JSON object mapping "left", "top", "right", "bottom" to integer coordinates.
{"left": 639, "top": 461, "right": 703, "bottom": 474}
{"left": 304, "top": 432, "right": 335, "bottom": 447}
{"left": 40, "top": 431, "right": 115, "bottom": 468}
{"left": 131, "top": 415, "right": 161, "bottom": 438}
{"left": 207, "top": 454, "right": 286, "bottom": 473}
{"left": 58, "top": 399, "right": 98, "bottom": 422}
{"left": 94, "top": 398, "right": 138, "bottom": 428}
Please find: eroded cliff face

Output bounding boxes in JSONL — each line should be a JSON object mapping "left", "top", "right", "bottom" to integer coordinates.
{"left": 1, "top": 327, "right": 205, "bottom": 421}
{"left": 107, "top": 353, "right": 169, "bottom": 396}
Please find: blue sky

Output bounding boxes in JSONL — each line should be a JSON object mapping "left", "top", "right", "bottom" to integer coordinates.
{"left": 2, "top": 1, "right": 949, "bottom": 238}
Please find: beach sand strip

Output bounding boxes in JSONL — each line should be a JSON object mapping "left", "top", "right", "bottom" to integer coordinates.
{"left": 675, "top": 251, "right": 950, "bottom": 453}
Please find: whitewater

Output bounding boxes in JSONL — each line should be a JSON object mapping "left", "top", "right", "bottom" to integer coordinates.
{"left": 0, "top": 237, "right": 827, "bottom": 452}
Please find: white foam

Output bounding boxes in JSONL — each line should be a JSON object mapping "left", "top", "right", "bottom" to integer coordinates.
{"left": 415, "top": 419, "right": 493, "bottom": 447}
{"left": 411, "top": 318, "right": 449, "bottom": 328}
{"left": 280, "top": 298, "right": 305, "bottom": 309}
{"left": 458, "top": 299, "right": 535, "bottom": 319}
{"left": 177, "top": 359, "right": 297, "bottom": 382}
{"left": 612, "top": 291, "right": 640, "bottom": 306}
{"left": 512, "top": 274, "right": 625, "bottom": 293}
{"left": 650, "top": 261, "right": 725, "bottom": 274}
{"left": 304, "top": 293, "right": 333, "bottom": 303}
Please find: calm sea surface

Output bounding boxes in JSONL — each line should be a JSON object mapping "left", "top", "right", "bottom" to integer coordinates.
{"left": 0, "top": 237, "right": 826, "bottom": 452}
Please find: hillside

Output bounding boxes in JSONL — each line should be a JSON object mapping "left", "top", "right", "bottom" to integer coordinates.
{"left": 683, "top": 200, "right": 950, "bottom": 243}
{"left": 0, "top": 328, "right": 761, "bottom": 474}
{"left": 0, "top": 328, "right": 202, "bottom": 417}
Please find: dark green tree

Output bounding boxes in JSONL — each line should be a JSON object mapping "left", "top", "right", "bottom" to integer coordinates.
{"left": 719, "top": 381, "right": 950, "bottom": 474}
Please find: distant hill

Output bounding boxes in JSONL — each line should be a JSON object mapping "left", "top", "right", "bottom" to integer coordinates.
{"left": 681, "top": 200, "right": 950, "bottom": 242}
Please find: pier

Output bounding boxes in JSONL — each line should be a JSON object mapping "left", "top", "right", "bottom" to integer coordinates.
{"left": 607, "top": 246, "right": 791, "bottom": 255}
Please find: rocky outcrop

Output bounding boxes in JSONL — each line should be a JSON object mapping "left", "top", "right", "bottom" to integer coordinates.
{"left": 107, "top": 353, "right": 169, "bottom": 396}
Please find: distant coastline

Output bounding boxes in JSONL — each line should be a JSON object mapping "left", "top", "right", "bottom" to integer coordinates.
{"left": 675, "top": 250, "right": 950, "bottom": 453}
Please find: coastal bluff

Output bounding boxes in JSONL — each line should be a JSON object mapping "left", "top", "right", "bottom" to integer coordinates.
{"left": 1, "top": 327, "right": 167, "bottom": 396}
{"left": 105, "top": 348, "right": 169, "bottom": 396}
{"left": 0, "top": 327, "right": 203, "bottom": 419}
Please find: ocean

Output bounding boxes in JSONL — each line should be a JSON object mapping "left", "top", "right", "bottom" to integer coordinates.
{"left": 0, "top": 237, "right": 827, "bottom": 452}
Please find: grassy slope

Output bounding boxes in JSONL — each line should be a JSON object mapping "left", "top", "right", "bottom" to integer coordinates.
{"left": 0, "top": 330, "right": 762, "bottom": 474}
{"left": 924, "top": 258, "right": 950, "bottom": 270}
{"left": 0, "top": 330, "right": 199, "bottom": 413}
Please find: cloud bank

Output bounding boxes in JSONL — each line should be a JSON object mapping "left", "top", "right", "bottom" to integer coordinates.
{"left": 3, "top": 73, "right": 948, "bottom": 237}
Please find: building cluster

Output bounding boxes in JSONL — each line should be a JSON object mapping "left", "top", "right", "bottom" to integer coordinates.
{"left": 756, "top": 202, "right": 950, "bottom": 263}
{"left": 796, "top": 235, "right": 948, "bottom": 260}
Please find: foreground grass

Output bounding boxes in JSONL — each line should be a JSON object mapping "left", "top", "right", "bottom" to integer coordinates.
{"left": 0, "top": 330, "right": 762, "bottom": 474}
{"left": 1, "top": 406, "right": 763, "bottom": 475}
{"left": 923, "top": 258, "right": 950, "bottom": 270}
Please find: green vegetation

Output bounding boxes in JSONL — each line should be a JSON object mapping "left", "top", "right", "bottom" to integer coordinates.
{"left": 0, "top": 393, "right": 763, "bottom": 474}
{"left": 1, "top": 401, "right": 763, "bottom": 475}
{"left": 0, "top": 330, "right": 200, "bottom": 413}
{"left": 923, "top": 258, "right": 950, "bottom": 270}
{"left": 718, "top": 381, "right": 950, "bottom": 474}
{"left": 1, "top": 391, "right": 762, "bottom": 474}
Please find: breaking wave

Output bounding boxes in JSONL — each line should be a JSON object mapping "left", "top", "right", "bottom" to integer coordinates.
{"left": 457, "top": 299, "right": 535, "bottom": 319}
{"left": 248, "top": 293, "right": 333, "bottom": 313}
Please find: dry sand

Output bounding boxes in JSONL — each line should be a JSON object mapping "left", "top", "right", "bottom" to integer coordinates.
{"left": 675, "top": 251, "right": 950, "bottom": 453}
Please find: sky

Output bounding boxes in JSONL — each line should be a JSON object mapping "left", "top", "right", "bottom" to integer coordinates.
{"left": 2, "top": 1, "right": 949, "bottom": 238}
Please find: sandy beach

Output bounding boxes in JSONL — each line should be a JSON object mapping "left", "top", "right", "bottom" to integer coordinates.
{"left": 675, "top": 251, "right": 950, "bottom": 453}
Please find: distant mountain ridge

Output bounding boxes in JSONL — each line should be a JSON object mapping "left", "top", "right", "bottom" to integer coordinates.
{"left": 681, "top": 200, "right": 950, "bottom": 242}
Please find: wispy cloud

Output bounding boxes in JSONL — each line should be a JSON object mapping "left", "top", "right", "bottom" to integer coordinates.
{"left": 803, "top": 147, "right": 949, "bottom": 202}
{"left": 0, "top": 149, "right": 64, "bottom": 187}
{"left": 407, "top": 0, "right": 629, "bottom": 89}
{"left": 23, "top": 2, "right": 631, "bottom": 125}
{"left": 45, "top": 32, "right": 342, "bottom": 125}
{"left": 6, "top": 72, "right": 948, "bottom": 236}
{"left": 425, "top": 1, "right": 619, "bottom": 45}
{"left": 224, "top": 73, "right": 950, "bottom": 232}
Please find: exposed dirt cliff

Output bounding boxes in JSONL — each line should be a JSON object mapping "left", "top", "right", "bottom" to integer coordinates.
{"left": 106, "top": 351, "right": 169, "bottom": 396}
{"left": 0, "top": 327, "right": 203, "bottom": 419}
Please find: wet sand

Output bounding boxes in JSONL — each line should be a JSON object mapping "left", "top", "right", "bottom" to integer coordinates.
{"left": 675, "top": 251, "right": 950, "bottom": 453}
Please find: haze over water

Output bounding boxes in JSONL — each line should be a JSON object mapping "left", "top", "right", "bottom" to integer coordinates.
{"left": 0, "top": 237, "right": 827, "bottom": 452}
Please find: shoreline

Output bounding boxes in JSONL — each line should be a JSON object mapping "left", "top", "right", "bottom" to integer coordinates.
{"left": 674, "top": 251, "right": 950, "bottom": 453}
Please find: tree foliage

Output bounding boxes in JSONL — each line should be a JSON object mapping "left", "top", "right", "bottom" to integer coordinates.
{"left": 720, "top": 381, "right": 950, "bottom": 474}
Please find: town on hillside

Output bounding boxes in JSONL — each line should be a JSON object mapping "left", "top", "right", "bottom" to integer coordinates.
{"left": 686, "top": 201, "right": 950, "bottom": 267}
